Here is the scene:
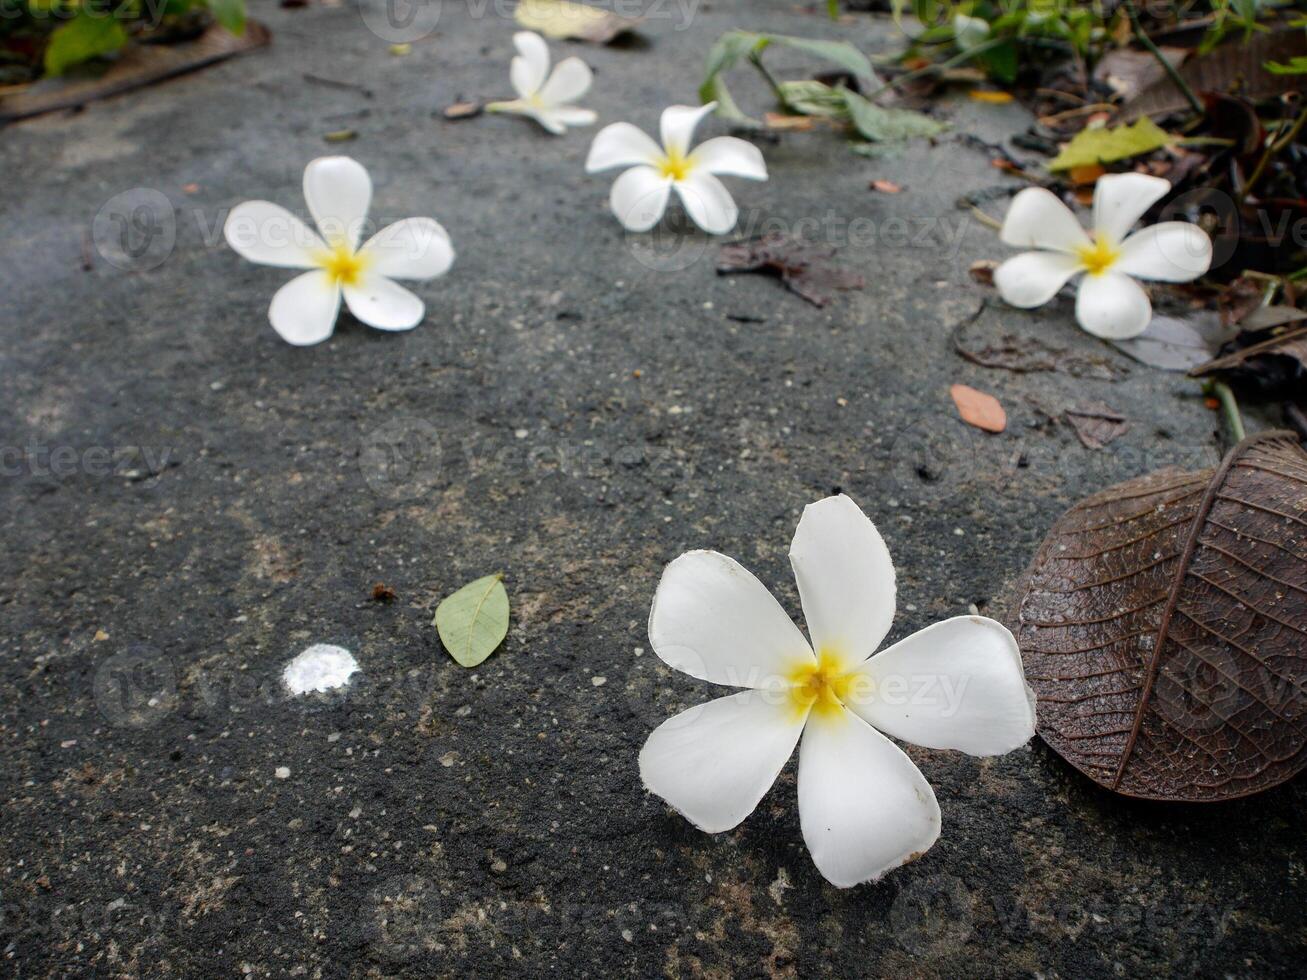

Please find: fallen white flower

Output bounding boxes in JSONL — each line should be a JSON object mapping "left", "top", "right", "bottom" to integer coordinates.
{"left": 486, "top": 31, "right": 597, "bottom": 135}
{"left": 585, "top": 101, "right": 767, "bottom": 234}
{"left": 224, "top": 156, "right": 454, "bottom": 346}
{"left": 994, "top": 172, "right": 1212, "bottom": 339}
{"left": 639, "top": 494, "right": 1035, "bottom": 888}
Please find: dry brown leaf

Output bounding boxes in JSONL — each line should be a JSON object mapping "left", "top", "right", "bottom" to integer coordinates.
{"left": 716, "top": 234, "right": 865, "bottom": 308}
{"left": 949, "top": 383, "right": 1006, "bottom": 433}
{"left": 444, "top": 101, "right": 483, "bottom": 119}
{"left": 1009, "top": 431, "right": 1307, "bottom": 801}
{"left": 764, "top": 112, "right": 816, "bottom": 131}
{"left": 870, "top": 179, "right": 903, "bottom": 194}
{"left": 1065, "top": 402, "right": 1128, "bottom": 450}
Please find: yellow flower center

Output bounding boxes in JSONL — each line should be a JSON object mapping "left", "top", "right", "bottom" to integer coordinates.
{"left": 787, "top": 650, "right": 862, "bottom": 721}
{"left": 1077, "top": 237, "right": 1120, "bottom": 277}
{"left": 315, "top": 241, "right": 368, "bottom": 287}
{"left": 657, "top": 150, "right": 691, "bottom": 183}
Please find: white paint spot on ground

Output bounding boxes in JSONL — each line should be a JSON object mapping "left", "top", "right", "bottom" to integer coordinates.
{"left": 283, "top": 644, "right": 359, "bottom": 695}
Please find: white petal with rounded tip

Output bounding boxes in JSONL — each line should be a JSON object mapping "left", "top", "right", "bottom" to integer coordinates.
{"left": 303, "top": 156, "right": 372, "bottom": 250}
{"left": 798, "top": 707, "right": 941, "bottom": 888}
{"left": 660, "top": 102, "right": 717, "bottom": 158}
{"left": 649, "top": 550, "right": 814, "bottom": 687}
{"left": 690, "top": 136, "right": 767, "bottom": 180}
{"left": 1075, "top": 271, "right": 1153, "bottom": 339}
{"left": 1092, "top": 172, "right": 1170, "bottom": 247}
{"left": 1000, "top": 187, "right": 1091, "bottom": 253}
{"left": 539, "top": 56, "right": 592, "bottom": 105}
{"left": 845, "top": 616, "right": 1036, "bottom": 755}
{"left": 789, "top": 494, "right": 895, "bottom": 663}
{"left": 640, "top": 689, "right": 805, "bottom": 833}
{"left": 358, "top": 217, "right": 454, "bottom": 280}
{"left": 548, "top": 106, "right": 598, "bottom": 129}
{"left": 511, "top": 30, "right": 550, "bottom": 97}
{"left": 674, "top": 172, "right": 738, "bottom": 235}
{"left": 994, "top": 250, "right": 1083, "bottom": 308}
{"left": 1115, "top": 221, "right": 1212, "bottom": 282}
{"left": 268, "top": 270, "right": 340, "bottom": 346}
{"left": 223, "top": 201, "right": 321, "bottom": 268}
{"left": 609, "top": 165, "right": 672, "bottom": 232}
{"left": 586, "top": 122, "right": 664, "bottom": 172}
{"left": 342, "top": 273, "right": 424, "bottom": 331}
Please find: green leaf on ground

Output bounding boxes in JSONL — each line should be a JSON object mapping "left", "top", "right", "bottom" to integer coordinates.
{"left": 1266, "top": 56, "right": 1307, "bottom": 75}
{"left": 43, "top": 12, "right": 128, "bottom": 76}
{"left": 842, "top": 88, "right": 947, "bottom": 142}
{"left": 434, "top": 574, "right": 510, "bottom": 668}
{"left": 1048, "top": 117, "right": 1172, "bottom": 171}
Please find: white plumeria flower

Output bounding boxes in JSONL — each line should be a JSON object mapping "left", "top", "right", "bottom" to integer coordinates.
{"left": 223, "top": 156, "right": 454, "bottom": 346}
{"left": 585, "top": 101, "right": 767, "bottom": 235}
{"left": 486, "top": 32, "right": 597, "bottom": 135}
{"left": 640, "top": 494, "right": 1036, "bottom": 888}
{"left": 994, "top": 172, "right": 1212, "bottom": 340}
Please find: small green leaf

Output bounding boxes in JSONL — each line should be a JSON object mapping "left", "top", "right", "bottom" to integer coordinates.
{"left": 776, "top": 79, "right": 849, "bottom": 119}
{"left": 434, "top": 574, "right": 509, "bottom": 668}
{"left": 206, "top": 0, "right": 247, "bottom": 35}
{"left": 43, "top": 12, "right": 128, "bottom": 77}
{"left": 842, "top": 88, "right": 947, "bottom": 142}
{"left": 1048, "top": 117, "right": 1172, "bottom": 171}
{"left": 1266, "top": 56, "right": 1307, "bottom": 75}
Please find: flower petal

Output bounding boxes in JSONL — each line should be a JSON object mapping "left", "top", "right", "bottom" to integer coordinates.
{"left": 586, "top": 122, "right": 664, "bottom": 172}
{"left": 223, "top": 201, "right": 322, "bottom": 268}
{"left": 538, "top": 56, "right": 592, "bottom": 105}
{"left": 999, "top": 187, "right": 1091, "bottom": 253}
{"left": 303, "top": 156, "right": 372, "bottom": 251}
{"left": 845, "top": 616, "right": 1036, "bottom": 756}
{"left": 1115, "top": 221, "right": 1212, "bottom": 282}
{"left": 609, "top": 165, "right": 672, "bottom": 232}
{"left": 268, "top": 270, "right": 340, "bottom": 346}
{"left": 639, "top": 689, "right": 805, "bottom": 833}
{"left": 548, "top": 106, "right": 598, "bottom": 129}
{"left": 1075, "top": 270, "right": 1153, "bottom": 339}
{"left": 674, "top": 172, "right": 738, "bottom": 235}
{"left": 798, "top": 707, "right": 941, "bottom": 888}
{"left": 649, "top": 550, "right": 814, "bottom": 688}
{"left": 1092, "top": 172, "right": 1170, "bottom": 247}
{"left": 789, "top": 494, "right": 895, "bottom": 663}
{"left": 993, "top": 250, "right": 1083, "bottom": 308}
{"left": 342, "top": 273, "right": 424, "bottom": 331}
{"left": 358, "top": 217, "right": 454, "bottom": 280}
{"left": 660, "top": 101, "right": 717, "bottom": 158}
{"left": 511, "top": 31, "right": 550, "bottom": 98}
{"left": 689, "top": 136, "right": 767, "bottom": 180}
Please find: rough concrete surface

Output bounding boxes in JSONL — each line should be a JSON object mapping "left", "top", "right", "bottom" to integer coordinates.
{"left": 1, "top": 1, "right": 1303, "bottom": 977}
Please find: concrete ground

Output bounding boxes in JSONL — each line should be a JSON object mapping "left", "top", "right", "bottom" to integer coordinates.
{"left": 1, "top": 1, "right": 1302, "bottom": 976}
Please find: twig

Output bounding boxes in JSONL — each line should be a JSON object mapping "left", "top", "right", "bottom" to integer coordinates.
{"left": 1203, "top": 379, "right": 1246, "bottom": 444}
{"left": 1240, "top": 105, "right": 1307, "bottom": 204}
{"left": 969, "top": 205, "right": 1003, "bottom": 231}
{"left": 1125, "top": 0, "right": 1202, "bottom": 116}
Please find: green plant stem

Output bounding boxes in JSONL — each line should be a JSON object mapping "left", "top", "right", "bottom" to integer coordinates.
{"left": 748, "top": 50, "right": 787, "bottom": 109}
{"left": 1204, "top": 380, "right": 1246, "bottom": 444}
{"left": 863, "top": 36, "right": 1010, "bottom": 102}
{"left": 1125, "top": 0, "right": 1202, "bottom": 117}
{"left": 1241, "top": 105, "right": 1307, "bottom": 203}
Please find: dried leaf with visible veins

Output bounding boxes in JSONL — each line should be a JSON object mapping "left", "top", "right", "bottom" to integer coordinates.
{"left": 1010, "top": 431, "right": 1307, "bottom": 801}
{"left": 716, "top": 234, "right": 864, "bottom": 308}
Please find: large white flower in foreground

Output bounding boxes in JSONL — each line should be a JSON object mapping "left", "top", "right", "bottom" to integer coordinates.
{"left": 223, "top": 156, "right": 454, "bottom": 346}
{"left": 995, "top": 173, "right": 1212, "bottom": 339}
{"left": 640, "top": 494, "right": 1035, "bottom": 888}
{"left": 486, "top": 31, "right": 597, "bottom": 135}
{"left": 585, "top": 101, "right": 767, "bottom": 234}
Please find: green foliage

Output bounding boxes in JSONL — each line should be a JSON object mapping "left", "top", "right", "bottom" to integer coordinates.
{"left": 5, "top": 0, "right": 246, "bottom": 79}
{"left": 43, "top": 10, "right": 127, "bottom": 76}
{"left": 1048, "top": 117, "right": 1173, "bottom": 171}
{"left": 1198, "top": 0, "right": 1275, "bottom": 54}
{"left": 700, "top": 30, "right": 877, "bottom": 128}
{"left": 1266, "top": 55, "right": 1307, "bottom": 74}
